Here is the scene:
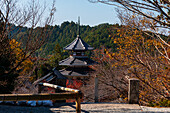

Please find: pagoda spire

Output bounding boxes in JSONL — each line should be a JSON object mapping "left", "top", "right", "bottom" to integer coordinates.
{"left": 77, "top": 16, "right": 80, "bottom": 37}
{"left": 63, "top": 16, "right": 93, "bottom": 51}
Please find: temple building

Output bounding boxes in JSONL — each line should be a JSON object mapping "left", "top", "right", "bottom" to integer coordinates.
{"left": 34, "top": 17, "right": 95, "bottom": 91}
{"left": 59, "top": 17, "right": 95, "bottom": 79}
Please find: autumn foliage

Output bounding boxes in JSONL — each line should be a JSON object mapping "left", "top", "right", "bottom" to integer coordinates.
{"left": 101, "top": 12, "right": 169, "bottom": 105}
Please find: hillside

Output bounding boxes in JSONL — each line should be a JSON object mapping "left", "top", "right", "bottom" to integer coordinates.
{"left": 15, "top": 21, "right": 120, "bottom": 56}
{"left": 41, "top": 22, "right": 120, "bottom": 56}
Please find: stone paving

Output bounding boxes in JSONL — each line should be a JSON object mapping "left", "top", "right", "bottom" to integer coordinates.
{"left": 51, "top": 103, "right": 142, "bottom": 113}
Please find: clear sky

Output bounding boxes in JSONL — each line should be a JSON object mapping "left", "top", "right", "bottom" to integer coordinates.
{"left": 54, "top": 0, "right": 120, "bottom": 26}
{"left": 20, "top": 0, "right": 120, "bottom": 26}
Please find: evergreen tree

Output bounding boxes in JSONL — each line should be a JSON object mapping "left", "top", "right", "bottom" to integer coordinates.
{"left": 48, "top": 43, "right": 64, "bottom": 69}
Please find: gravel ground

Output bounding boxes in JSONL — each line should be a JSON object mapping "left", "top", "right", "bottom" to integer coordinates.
{"left": 141, "top": 106, "right": 170, "bottom": 113}
{"left": 0, "top": 103, "right": 169, "bottom": 113}
{"left": 51, "top": 103, "right": 142, "bottom": 113}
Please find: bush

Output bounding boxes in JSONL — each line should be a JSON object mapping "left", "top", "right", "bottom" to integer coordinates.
{"left": 149, "top": 99, "right": 170, "bottom": 107}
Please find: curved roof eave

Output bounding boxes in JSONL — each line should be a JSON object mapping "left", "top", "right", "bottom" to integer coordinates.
{"left": 63, "top": 36, "right": 94, "bottom": 51}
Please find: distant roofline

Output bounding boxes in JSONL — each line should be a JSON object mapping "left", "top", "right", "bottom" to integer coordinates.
{"left": 63, "top": 36, "right": 94, "bottom": 51}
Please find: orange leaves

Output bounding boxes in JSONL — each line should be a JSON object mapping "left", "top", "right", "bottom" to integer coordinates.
{"left": 112, "top": 53, "right": 115, "bottom": 56}
{"left": 110, "top": 14, "right": 169, "bottom": 104}
{"left": 18, "top": 58, "right": 33, "bottom": 75}
{"left": 10, "top": 39, "right": 23, "bottom": 58}
{"left": 10, "top": 39, "right": 21, "bottom": 48}
{"left": 9, "top": 39, "right": 33, "bottom": 75}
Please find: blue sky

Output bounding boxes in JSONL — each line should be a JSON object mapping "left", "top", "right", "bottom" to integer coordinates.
{"left": 54, "top": 0, "right": 119, "bottom": 26}
{"left": 20, "top": 0, "right": 120, "bottom": 26}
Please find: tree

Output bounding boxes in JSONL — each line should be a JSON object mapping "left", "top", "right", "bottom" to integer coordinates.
{"left": 88, "top": 0, "right": 169, "bottom": 105}
{"left": 48, "top": 43, "right": 64, "bottom": 68}
{"left": 0, "top": 0, "right": 55, "bottom": 93}
{"left": 93, "top": 48, "right": 128, "bottom": 102}
{"left": 105, "top": 11, "right": 169, "bottom": 105}
{"left": 89, "top": 0, "right": 170, "bottom": 61}
{"left": 89, "top": 0, "right": 169, "bottom": 27}
{"left": 0, "top": 0, "right": 56, "bottom": 78}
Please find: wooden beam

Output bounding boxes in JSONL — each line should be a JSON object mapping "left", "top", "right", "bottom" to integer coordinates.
{"left": 0, "top": 92, "right": 82, "bottom": 101}
{"left": 39, "top": 83, "right": 81, "bottom": 93}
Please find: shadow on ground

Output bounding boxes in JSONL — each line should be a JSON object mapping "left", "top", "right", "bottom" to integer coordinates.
{"left": 0, "top": 105, "right": 53, "bottom": 113}
{"left": 0, "top": 102, "right": 169, "bottom": 113}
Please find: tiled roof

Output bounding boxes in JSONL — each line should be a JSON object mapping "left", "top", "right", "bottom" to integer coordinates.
{"left": 59, "top": 56, "right": 95, "bottom": 66}
{"left": 64, "top": 36, "right": 94, "bottom": 51}
{"left": 33, "top": 68, "right": 67, "bottom": 84}
{"left": 59, "top": 67, "right": 94, "bottom": 77}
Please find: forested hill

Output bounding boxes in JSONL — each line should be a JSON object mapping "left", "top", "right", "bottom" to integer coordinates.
{"left": 16, "top": 21, "right": 120, "bottom": 56}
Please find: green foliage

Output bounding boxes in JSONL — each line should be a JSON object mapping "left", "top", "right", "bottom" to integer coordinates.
{"left": 14, "top": 22, "right": 120, "bottom": 57}
{"left": 37, "top": 63, "right": 52, "bottom": 78}
{"left": 48, "top": 43, "right": 64, "bottom": 69}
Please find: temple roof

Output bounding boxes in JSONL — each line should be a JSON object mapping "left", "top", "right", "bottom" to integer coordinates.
{"left": 59, "top": 67, "right": 94, "bottom": 77}
{"left": 33, "top": 68, "right": 67, "bottom": 84}
{"left": 63, "top": 36, "right": 94, "bottom": 51}
{"left": 59, "top": 56, "right": 95, "bottom": 66}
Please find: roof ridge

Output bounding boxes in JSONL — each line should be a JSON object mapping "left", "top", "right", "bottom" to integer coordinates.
{"left": 63, "top": 35, "right": 94, "bottom": 51}
{"left": 72, "top": 36, "right": 80, "bottom": 50}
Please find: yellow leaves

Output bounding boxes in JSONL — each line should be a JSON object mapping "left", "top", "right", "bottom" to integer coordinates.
{"left": 10, "top": 39, "right": 20, "bottom": 49}
{"left": 9, "top": 39, "right": 33, "bottom": 75}
{"left": 124, "top": 97, "right": 128, "bottom": 100}
{"left": 108, "top": 13, "right": 169, "bottom": 104}
{"left": 108, "top": 54, "right": 111, "bottom": 58}
{"left": 152, "top": 79, "right": 155, "bottom": 82}
{"left": 106, "top": 51, "right": 109, "bottom": 55}
{"left": 17, "top": 58, "right": 33, "bottom": 75}
{"left": 134, "top": 29, "right": 139, "bottom": 35}
{"left": 131, "top": 15, "right": 136, "bottom": 19}
{"left": 9, "top": 39, "right": 24, "bottom": 62}
{"left": 40, "top": 48, "right": 42, "bottom": 51}
{"left": 29, "top": 76, "right": 34, "bottom": 81}
{"left": 130, "top": 65, "right": 135, "bottom": 68}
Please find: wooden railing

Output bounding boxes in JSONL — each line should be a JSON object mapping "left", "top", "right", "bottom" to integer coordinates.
{"left": 38, "top": 82, "right": 80, "bottom": 93}
{"left": 0, "top": 83, "right": 83, "bottom": 113}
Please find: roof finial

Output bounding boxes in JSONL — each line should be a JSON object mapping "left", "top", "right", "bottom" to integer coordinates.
{"left": 77, "top": 16, "right": 80, "bottom": 37}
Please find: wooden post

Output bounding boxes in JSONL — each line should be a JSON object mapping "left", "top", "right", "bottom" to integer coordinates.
{"left": 128, "top": 78, "right": 139, "bottom": 104}
{"left": 55, "top": 79, "right": 66, "bottom": 103}
{"left": 76, "top": 97, "right": 81, "bottom": 113}
{"left": 38, "top": 83, "right": 42, "bottom": 93}
{"left": 94, "top": 76, "right": 98, "bottom": 103}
